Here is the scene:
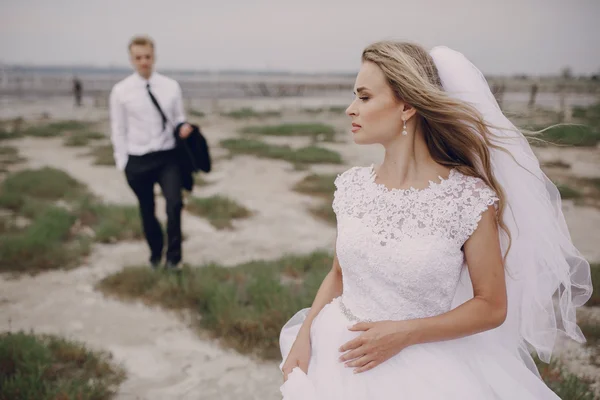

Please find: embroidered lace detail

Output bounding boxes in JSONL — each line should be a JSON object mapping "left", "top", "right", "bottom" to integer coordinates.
{"left": 332, "top": 166, "right": 498, "bottom": 322}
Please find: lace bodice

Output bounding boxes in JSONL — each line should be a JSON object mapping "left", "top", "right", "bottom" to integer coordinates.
{"left": 333, "top": 165, "right": 498, "bottom": 322}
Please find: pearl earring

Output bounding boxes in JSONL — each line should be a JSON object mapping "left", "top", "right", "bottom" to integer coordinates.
{"left": 402, "top": 120, "right": 408, "bottom": 136}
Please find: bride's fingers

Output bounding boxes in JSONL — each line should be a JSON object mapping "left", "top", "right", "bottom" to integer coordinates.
{"left": 339, "top": 336, "right": 365, "bottom": 352}
{"left": 344, "top": 354, "right": 372, "bottom": 369}
{"left": 282, "top": 363, "right": 297, "bottom": 382}
{"left": 354, "top": 360, "right": 378, "bottom": 374}
{"left": 338, "top": 347, "right": 365, "bottom": 362}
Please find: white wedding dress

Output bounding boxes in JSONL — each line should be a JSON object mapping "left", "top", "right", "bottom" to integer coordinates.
{"left": 279, "top": 165, "right": 561, "bottom": 399}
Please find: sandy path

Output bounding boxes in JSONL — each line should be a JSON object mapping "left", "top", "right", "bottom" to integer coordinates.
{"left": 0, "top": 242, "right": 284, "bottom": 400}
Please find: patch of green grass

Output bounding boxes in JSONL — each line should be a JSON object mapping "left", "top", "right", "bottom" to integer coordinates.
{"left": 302, "top": 106, "right": 347, "bottom": 114}
{"left": 240, "top": 123, "right": 336, "bottom": 142}
{"left": 221, "top": 108, "right": 281, "bottom": 119}
{"left": 0, "top": 167, "right": 86, "bottom": 212}
{"left": 583, "top": 178, "right": 600, "bottom": 192}
{"left": 0, "top": 331, "right": 125, "bottom": 400}
{"left": 294, "top": 173, "right": 337, "bottom": 198}
{"left": 589, "top": 264, "right": 599, "bottom": 307}
{"left": 302, "top": 107, "right": 325, "bottom": 114}
{"left": 542, "top": 160, "right": 571, "bottom": 169}
{"left": 310, "top": 203, "right": 336, "bottom": 226}
{"left": 572, "top": 106, "right": 588, "bottom": 119}
{"left": 89, "top": 145, "right": 115, "bottom": 166}
{"left": 0, "top": 145, "right": 25, "bottom": 170}
{"left": 534, "top": 356, "right": 597, "bottom": 400}
{"left": 580, "top": 321, "right": 600, "bottom": 345}
{"left": 97, "top": 251, "right": 332, "bottom": 359}
{"left": 528, "top": 125, "right": 600, "bottom": 147}
{"left": 293, "top": 173, "right": 338, "bottom": 225}
{"left": 0, "top": 206, "right": 91, "bottom": 273}
{"left": 327, "top": 106, "right": 347, "bottom": 114}
{"left": 294, "top": 146, "right": 343, "bottom": 165}
{"left": 0, "top": 146, "right": 18, "bottom": 157}
{"left": 23, "top": 120, "right": 91, "bottom": 138}
{"left": 188, "top": 109, "right": 206, "bottom": 118}
{"left": 0, "top": 128, "right": 23, "bottom": 141}
{"left": 77, "top": 197, "right": 143, "bottom": 243}
{"left": 573, "top": 103, "right": 600, "bottom": 126}
{"left": 221, "top": 138, "right": 343, "bottom": 165}
{"left": 64, "top": 131, "right": 105, "bottom": 147}
{"left": 557, "top": 183, "right": 583, "bottom": 200}
{"left": 186, "top": 195, "right": 251, "bottom": 229}
{"left": 0, "top": 168, "right": 141, "bottom": 274}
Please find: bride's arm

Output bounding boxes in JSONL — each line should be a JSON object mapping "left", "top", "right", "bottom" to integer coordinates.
{"left": 295, "top": 253, "right": 344, "bottom": 340}
{"left": 405, "top": 205, "right": 507, "bottom": 342}
{"left": 281, "top": 251, "right": 344, "bottom": 379}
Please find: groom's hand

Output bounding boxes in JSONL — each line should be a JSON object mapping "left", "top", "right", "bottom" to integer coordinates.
{"left": 179, "top": 123, "right": 193, "bottom": 139}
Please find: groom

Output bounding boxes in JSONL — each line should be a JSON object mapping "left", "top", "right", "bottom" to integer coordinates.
{"left": 109, "top": 35, "right": 193, "bottom": 270}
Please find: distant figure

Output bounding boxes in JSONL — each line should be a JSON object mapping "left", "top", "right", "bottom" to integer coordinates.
{"left": 528, "top": 83, "right": 538, "bottom": 109}
{"left": 109, "top": 35, "right": 193, "bottom": 270}
{"left": 73, "top": 76, "right": 83, "bottom": 107}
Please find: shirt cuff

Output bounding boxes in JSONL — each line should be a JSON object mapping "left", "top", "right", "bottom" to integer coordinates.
{"left": 116, "top": 155, "right": 128, "bottom": 171}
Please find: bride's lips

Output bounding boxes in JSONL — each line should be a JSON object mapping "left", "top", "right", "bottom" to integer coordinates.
{"left": 351, "top": 123, "right": 361, "bottom": 133}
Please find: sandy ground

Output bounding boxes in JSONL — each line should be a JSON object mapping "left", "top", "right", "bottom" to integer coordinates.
{"left": 1, "top": 98, "right": 599, "bottom": 398}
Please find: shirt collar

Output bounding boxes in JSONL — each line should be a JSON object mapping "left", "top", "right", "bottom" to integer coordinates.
{"left": 134, "top": 71, "right": 157, "bottom": 87}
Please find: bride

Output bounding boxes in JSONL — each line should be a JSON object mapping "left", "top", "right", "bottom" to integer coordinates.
{"left": 278, "top": 41, "right": 593, "bottom": 399}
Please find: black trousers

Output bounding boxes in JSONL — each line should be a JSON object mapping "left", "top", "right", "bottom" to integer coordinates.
{"left": 125, "top": 149, "right": 183, "bottom": 264}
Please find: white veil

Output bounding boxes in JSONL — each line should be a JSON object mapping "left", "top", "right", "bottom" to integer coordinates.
{"left": 430, "top": 46, "right": 593, "bottom": 372}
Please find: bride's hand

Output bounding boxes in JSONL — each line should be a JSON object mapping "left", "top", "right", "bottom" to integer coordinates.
{"left": 282, "top": 332, "right": 311, "bottom": 382}
{"left": 338, "top": 320, "right": 416, "bottom": 374}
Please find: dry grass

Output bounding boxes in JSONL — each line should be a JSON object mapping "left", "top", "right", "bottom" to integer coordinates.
{"left": 0, "top": 145, "right": 26, "bottom": 172}
{"left": 221, "top": 138, "right": 343, "bottom": 166}
{"left": 88, "top": 145, "right": 115, "bottom": 166}
{"left": 22, "top": 120, "right": 91, "bottom": 138}
{"left": 221, "top": 108, "right": 281, "bottom": 119}
{"left": 534, "top": 356, "right": 597, "bottom": 400}
{"left": 0, "top": 168, "right": 141, "bottom": 274}
{"left": 0, "top": 331, "right": 125, "bottom": 400}
{"left": 185, "top": 195, "right": 251, "bottom": 229}
{"left": 588, "top": 264, "right": 600, "bottom": 307}
{"left": 240, "top": 123, "right": 337, "bottom": 142}
{"left": 293, "top": 173, "right": 338, "bottom": 225}
{"left": 97, "top": 251, "right": 332, "bottom": 360}
{"left": 64, "top": 131, "right": 106, "bottom": 147}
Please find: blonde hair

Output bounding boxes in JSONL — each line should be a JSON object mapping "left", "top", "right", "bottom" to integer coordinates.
{"left": 362, "top": 41, "right": 510, "bottom": 251}
{"left": 128, "top": 35, "right": 155, "bottom": 51}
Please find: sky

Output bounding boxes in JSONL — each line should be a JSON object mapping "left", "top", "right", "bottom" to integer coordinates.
{"left": 1, "top": 0, "right": 599, "bottom": 76}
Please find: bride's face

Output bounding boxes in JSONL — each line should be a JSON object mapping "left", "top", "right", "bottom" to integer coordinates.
{"left": 346, "top": 61, "right": 406, "bottom": 145}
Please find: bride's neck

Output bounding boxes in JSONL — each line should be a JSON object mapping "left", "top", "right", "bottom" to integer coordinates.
{"left": 378, "top": 128, "right": 448, "bottom": 188}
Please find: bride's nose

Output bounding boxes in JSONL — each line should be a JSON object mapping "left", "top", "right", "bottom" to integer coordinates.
{"left": 346, "top": 101, "right": 358, "bottom": 117}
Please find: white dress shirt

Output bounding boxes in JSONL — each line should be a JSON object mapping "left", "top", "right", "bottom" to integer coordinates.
{"left": 109, "top": 72, "right": 186, "bottom": 171}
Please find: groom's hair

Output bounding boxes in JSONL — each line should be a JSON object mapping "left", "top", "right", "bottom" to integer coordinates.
{"left": 128, "top": 35, "right": 155, "bottom": 51}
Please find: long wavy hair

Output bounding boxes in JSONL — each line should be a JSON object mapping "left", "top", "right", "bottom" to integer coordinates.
{"left": 362, "top": 41, "right": 511, "bottom": 253}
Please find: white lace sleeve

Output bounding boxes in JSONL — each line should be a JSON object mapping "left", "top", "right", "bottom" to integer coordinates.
{"left": 332, "top": 167, "right": 363, "bottom": 216}
{"left": 457, "top": 178, "right": 499, "bottom": 245}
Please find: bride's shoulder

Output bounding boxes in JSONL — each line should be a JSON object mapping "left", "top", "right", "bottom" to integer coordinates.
{"left": 451, "top": 170, "right": 499, "bottom": 209}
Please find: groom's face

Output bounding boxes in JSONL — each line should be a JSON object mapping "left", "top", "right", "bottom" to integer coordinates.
{"left": 130, "top": 44, "right": 155, "bottom": 78}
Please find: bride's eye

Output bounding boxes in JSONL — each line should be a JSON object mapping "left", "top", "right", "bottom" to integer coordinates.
{"left": 359, "top": 97, "right": 370, "bottom": 101}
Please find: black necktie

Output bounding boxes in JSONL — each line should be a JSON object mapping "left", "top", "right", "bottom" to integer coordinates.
{"left": 146, "top": 83, "right": 167, "bottom": 131}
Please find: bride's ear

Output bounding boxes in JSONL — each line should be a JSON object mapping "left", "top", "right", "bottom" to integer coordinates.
{"left": 400, "top": 102, "right": 417, "bottom": 121}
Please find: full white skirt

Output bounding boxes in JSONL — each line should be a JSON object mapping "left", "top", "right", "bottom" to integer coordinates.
{"left": 279, "top": 298, "right": 559, "bottom": 400}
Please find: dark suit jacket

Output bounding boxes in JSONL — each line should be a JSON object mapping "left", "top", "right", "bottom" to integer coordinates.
{"left": 173, "top": 123, "right": 211, "bottom": 191}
